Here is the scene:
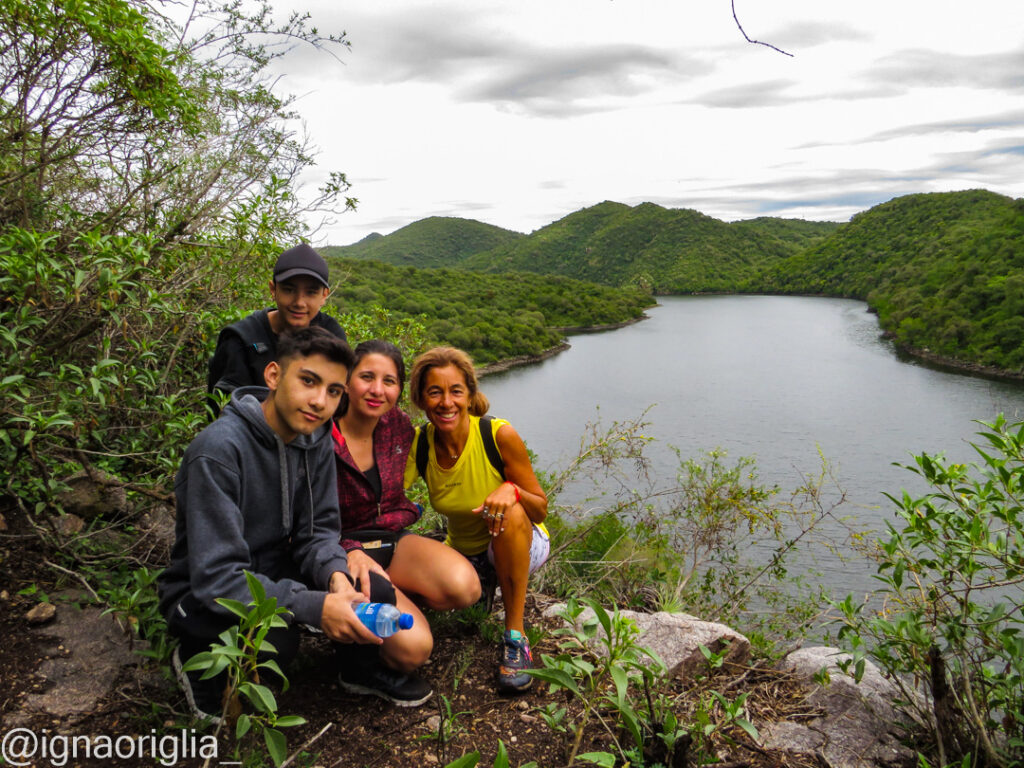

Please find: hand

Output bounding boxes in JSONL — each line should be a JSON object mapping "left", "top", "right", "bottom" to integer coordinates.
{"left": 320, "top": 585, "right": 382, "bottom": 645}
{"left": 328, "top": 571, "right": 352, "bottom": 593}
{"left": 346, "top": 548, "right": 392, "bottom": 601}
{"left": 473, "top": 482, "right": 518, "bottom": 538}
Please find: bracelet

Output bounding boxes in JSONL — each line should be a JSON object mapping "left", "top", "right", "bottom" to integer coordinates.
{"left": 506, "top": 481, "right": 520, "bottom": 502}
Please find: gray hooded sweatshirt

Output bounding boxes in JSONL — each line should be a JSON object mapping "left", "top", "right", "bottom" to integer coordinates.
{"left": 158, "top": 386, "right": 349, "bottom": 628}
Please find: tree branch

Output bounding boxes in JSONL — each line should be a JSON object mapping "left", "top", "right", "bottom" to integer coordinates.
{"left": 731, "top": 0, "right": 794, "bottom": 57}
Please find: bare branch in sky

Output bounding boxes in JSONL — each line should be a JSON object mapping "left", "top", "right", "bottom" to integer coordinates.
{"left": 732, "top": 0, "right": 794, "bottom": 57}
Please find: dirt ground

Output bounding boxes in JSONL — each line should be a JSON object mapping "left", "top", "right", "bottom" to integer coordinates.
{"left": 0, "top": 504, "right": 823, "bottom": 768}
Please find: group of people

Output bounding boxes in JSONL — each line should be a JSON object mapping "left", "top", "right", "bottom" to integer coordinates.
{"left": 157, "top": 243, "right": 550, "bottom": 718}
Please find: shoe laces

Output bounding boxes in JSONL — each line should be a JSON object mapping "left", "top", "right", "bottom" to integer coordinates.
{"left": 503, "top": 632, "right": 531, "bottom": 666}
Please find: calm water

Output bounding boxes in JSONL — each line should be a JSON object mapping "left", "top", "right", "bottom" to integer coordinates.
{"left": 481, "top": 295, "right": 1024, "bottom": 598}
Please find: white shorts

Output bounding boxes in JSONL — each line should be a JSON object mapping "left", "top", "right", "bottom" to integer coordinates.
{"left": 488, "top": 523, "right": 550, "bottom": 574}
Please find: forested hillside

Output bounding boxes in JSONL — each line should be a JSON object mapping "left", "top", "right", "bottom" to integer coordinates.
{"left": 329, "top": 257, "right": 652, "bottom": 364}
{"left": 324, "top": 216, "right": 523, "bottom": 267}
{"left": 764, "top": 190, "right": 1024, "bottom": 372}
{"left": 460, "top": 202, "right": 838, "bottom": 292}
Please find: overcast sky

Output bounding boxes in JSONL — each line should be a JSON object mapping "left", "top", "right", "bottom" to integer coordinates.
{"left": 270, "top": 0, "right": 1024, "bottom": 246}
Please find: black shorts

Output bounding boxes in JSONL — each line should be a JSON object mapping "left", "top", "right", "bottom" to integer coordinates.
{"left": 347, "top": 528, "right": 410, "bottom": 570}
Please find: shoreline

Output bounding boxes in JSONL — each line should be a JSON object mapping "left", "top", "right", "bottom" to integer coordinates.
{"left": 477, "top": 342, "right": 571, "bottom": 377}
{"left": 478, "top": 311, "right": 652, "bottom": 377}
{"left": 890, "top": 338, "right": 1024, "bottom": 384}
{"left": 551, "top": 312, "right": 650, "bottom": 334}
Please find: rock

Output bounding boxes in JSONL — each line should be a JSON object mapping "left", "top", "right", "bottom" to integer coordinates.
{"left": 136, "top": 503, "right": 176, "bottom": 557}
{"left": 21, "top": 600, "right": 140, "bottom": 723}
{"left": 52, "top": 513, "right": 85, "bottom": 537}
{"left": 55, "top": 470, "right": 128, "bottom": 520}
{"left": 26, "top": 602, "right": 57, "bottom": 625}
{"left": 542, "top": 603, "right": 749, "bottom": 681}
{"left": 759, "top": 646, "right": 918, "bottom": 768}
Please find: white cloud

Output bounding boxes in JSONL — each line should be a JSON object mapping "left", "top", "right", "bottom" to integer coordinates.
{"left": 266, "top": 0, "right": 1024, "bottom": 244}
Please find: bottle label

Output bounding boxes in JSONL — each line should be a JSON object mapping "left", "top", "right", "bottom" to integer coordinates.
{"left": 357, "top": 602, "right": 381, "bottom": 621}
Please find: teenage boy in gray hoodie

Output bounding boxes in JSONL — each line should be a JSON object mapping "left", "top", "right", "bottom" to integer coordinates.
{"left": 159, "top": 327, "right": 429, "bottom": 720}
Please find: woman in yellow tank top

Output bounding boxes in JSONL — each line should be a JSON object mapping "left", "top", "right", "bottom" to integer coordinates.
{"left": 406, "top": 347, "right": 549, "bottom": 694}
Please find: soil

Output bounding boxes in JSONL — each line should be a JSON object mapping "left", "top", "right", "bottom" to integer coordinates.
{"left": 1, "top": 504, "right": 821, "bottom": 768}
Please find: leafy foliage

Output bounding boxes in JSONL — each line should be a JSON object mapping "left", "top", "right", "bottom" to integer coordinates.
{"left": 765, "top": 190, "right": 1024, "bottom": 372}
{"left": 328, "top": 257, "right": 653, "bottom": 364}
{"left": 833, "top": 415, "right": 1024, "bottom": 768}
{"left": 0, "top": 0, "right": 351, "bottom": 513}
{"left": 535, "top": 417, "right": 851, "bottom": 645}
{"left": 461, "top": 201, "right": 837, "bottom": 293}
{"left": 183, "top": 571, "right": 306, "bottom": 766}
{"left": 529, "top": 597, "right": 669, "bottom": 766}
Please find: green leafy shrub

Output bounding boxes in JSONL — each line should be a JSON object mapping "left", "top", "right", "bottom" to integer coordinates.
{"left": 0, "top": 0, "right": 352, "bottom": 516}
{"left": 182, "top": 571, "right": 306, "bottom": 767}
{"left": 834, "top": 415, "right": 1024, "bottom": 768}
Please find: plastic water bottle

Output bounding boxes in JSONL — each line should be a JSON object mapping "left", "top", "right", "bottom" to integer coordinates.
{"left": 353, "top": 601, "right": 414, "bottom": 638}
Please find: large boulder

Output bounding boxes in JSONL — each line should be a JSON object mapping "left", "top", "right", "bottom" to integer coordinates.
{"left": 759, "top": 646, "right": 919, "bottom": 768}
{"left": 542, "top": 603, "right": 749, "bottom": 681}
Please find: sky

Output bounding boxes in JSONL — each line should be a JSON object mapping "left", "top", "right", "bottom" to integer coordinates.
{"left": 267, "top": 0, "right": 1024, "bottom": 246}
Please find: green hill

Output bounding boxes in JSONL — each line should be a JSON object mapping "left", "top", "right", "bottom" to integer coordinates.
{"left": 324, "top": 217, "right": 524, "bottom": 268}
{"left": 327, "top": 257, "right": 652, "bottom": 364}
{"left": 764, "top": 189, "right": 1024, "bottom": 371}
{"left": 460, "top": 202, "right": 838, "bottom": 292}
{"left": 323, "top": 191, "right": 1024, "bottom": 375}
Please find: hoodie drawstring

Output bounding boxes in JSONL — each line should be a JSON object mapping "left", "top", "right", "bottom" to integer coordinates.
{"left": 275, "top": 434, "right": 292, "bottom": 531}
{"left": 304, "top": 451, "right": 314, "bottom": 536}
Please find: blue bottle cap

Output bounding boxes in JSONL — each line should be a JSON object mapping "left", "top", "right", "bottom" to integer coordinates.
{"left": 398, "top": 613, "right": 414, "bottom": 630}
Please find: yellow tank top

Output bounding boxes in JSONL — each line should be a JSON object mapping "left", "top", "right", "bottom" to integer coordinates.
{"left": 405, "top": 415, "right": 548, "bottom": 555}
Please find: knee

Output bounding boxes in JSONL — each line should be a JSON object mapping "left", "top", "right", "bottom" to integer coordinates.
{"left": 430, "top": 559, "right": 480, "bottom": 610}
{"left": 382, "top": 628, "right": 433, "bottom": 673}
{"left": 449, "top": 561, "right": 482, "bottom": 608}
{"left": 504, "top": 503, "right": 531, "bottom": 532}
{"left": 493, "top": 505, "right": 532, "bottom": 553}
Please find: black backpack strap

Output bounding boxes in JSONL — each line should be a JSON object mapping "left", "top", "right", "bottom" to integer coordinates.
{"left": 479, "top": 415, "right": 505, "bottom": 480}
{"left": 415, "top": 424, "right": 429, "bottom": 479}
{"left": 415, "top": 418, "right": 505, "bottom": 480}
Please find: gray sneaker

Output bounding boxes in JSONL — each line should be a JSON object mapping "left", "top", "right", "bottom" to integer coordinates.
{"left": 338, "top": 659, "right": 433, "bottom": 707}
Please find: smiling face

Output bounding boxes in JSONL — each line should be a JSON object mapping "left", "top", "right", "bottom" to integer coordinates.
{"left": 269, "top": 276, "right": 330, "bottom": 331}
{"left": 346, "top": 352, "right": 402, "bottom": 420}
{"left": 262, "top": 353, "right": 348, "bottom": 443}
{"left": 421, "top": 364, "right": 471, "bottom": 435}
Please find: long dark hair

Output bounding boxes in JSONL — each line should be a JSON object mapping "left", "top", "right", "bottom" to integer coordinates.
{"left": 335, "top": 339, "right": 406, "bottom": 418}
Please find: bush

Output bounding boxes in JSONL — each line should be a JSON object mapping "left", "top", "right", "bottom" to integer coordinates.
{"left": 834, "top": 415, "right": 1024, "bottom": 768}
{"left": 0, "top": 0, "right": 351, "bottom": 513}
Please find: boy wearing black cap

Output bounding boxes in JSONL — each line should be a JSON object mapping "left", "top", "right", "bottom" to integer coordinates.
{"left": 207, "top": 244, "right": 347, "bottom": 408}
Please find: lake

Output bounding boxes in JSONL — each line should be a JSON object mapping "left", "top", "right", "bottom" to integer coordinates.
{"left": 480, "top": 295, "right": 1024, "bottom": 598}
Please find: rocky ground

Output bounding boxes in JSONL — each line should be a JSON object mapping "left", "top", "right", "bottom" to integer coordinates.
{"left": 0, "top": 503, "right": 923, "bottom": 768}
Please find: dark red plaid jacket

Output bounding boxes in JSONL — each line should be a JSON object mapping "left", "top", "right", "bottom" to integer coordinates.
{"left": 332, "top": 408, "right": 420, "bottom": 553}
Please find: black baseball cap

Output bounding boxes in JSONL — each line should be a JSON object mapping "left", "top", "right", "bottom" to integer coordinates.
{"left": 273, "top": 243, "right": 330, "bottom": 288}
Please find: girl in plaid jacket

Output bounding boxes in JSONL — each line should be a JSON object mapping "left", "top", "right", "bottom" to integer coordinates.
{"left": 332, "top": 340, "right": 480, "bottom": 705}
